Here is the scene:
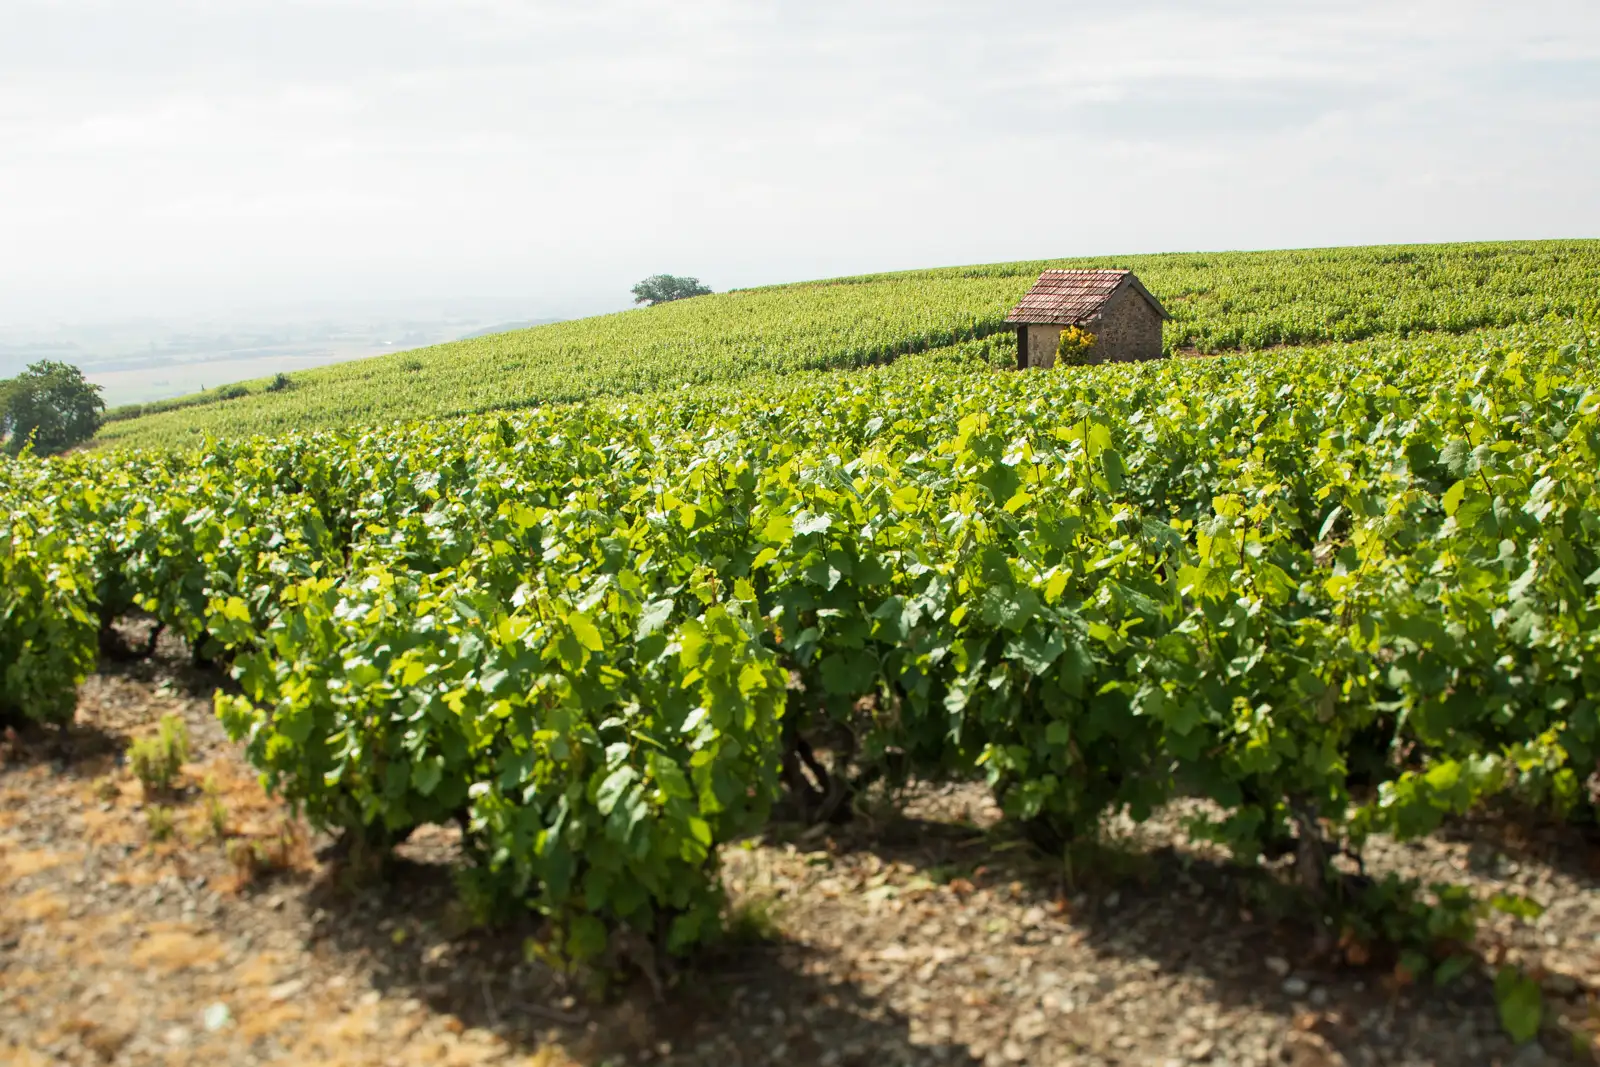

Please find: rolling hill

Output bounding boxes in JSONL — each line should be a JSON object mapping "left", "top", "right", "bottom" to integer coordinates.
{"left": 94, "top": 240, "right": 1600, "bottom": 450}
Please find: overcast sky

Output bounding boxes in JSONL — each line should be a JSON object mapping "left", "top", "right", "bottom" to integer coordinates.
{"left": 3, "top": 0, "right": 1597, "bottom": 324}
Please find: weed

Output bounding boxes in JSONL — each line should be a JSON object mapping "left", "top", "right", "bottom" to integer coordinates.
{"left": 202, "top": 775, "right": 228, "bottom": 839}
{"left": 724, "top": 892, "right": 785, "bottom": 945}
{"left": 225, "top": 838, "right": 258, "bottom": 882}
{"left": 225, "top": 820, "right": 305, "bottom": 888}
{"left": 146, "top": 805, "right": 175, "bottom": 842}
{"left": 127, "top": 714, "right": 189, "bottom": 796}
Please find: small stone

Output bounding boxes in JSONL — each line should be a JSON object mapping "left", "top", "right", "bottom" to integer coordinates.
{"left": 1002, "top": 1039, "right": 1028, "bottom": 1062}
{"left": 1010, "top": 1010, "right": 1048, "bottom": 1042}
{"left": 1188, "top": 1037, "right": 1216, "bottom": 1061}
{"left": 268, "top": 979, "right": 305, "bottom": 1003}
{"left": 1309, "top": 987, "right": 1329, "bottom": 1007}
{"left": 1104, "top": 892, "right": 1120, "bottom": 909}
{"left": 201, "top": 1003, "right": 231, "bottom": 1032}
{"left": 1282, "top": 977, "right": 1310, "bottom": 998}
{"left": 1265, "top": 957, "right": 1291, "bottom": 977}
{"left": 1041, "top": 989, "right": 1076, "bottom": 1012}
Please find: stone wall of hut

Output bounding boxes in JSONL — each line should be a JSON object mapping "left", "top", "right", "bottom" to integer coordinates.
{"left": 1025, "top": 324, "right": 1063, "bottom": 368}
{"left": 1082, "top": 285, "right": 1164, "bottom": 363}
{"left": 1018, "top": 287, "right": 1165, "bottom": 369}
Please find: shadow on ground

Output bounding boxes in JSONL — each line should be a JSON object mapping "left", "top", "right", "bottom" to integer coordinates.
{"left": 1438, "top": 807, "right": 1600, "bottom": 895}
{"left": 93, "top": 620, "right": 235, "bottom": 702}
{"left": 303, "top": 847, "right": 983, "bottom": 1067}
{"left": 812, "top": 811, "right": 1586, "bottom": 1066}
{"left": 0, "top": 716, "right": 125, "bottom": 780}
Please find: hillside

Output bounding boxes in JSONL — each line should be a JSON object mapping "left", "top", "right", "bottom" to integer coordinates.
{"left": 94, "top": 240, "right": 1600, "bottom": 450}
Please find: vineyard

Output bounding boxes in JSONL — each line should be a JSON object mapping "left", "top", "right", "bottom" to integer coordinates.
{"left": 7, "top": 239, "right": 1600, "bottom": 1061}
{"left": 96, "top": 240, "right": 1600, "bottom": 451}
{"left": 5, "top": 312, "right": 1598, "bottom": 989}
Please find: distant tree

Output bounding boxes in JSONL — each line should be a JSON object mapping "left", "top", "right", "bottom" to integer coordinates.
{"left": 631, "top": 274, "right": 713, "bottom": 306}
{"left": 0, "top": 360, "right": 106, "bottom": 456}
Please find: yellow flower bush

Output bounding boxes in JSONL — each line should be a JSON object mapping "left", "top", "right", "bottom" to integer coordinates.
{"left": 1055, "top": 325, "right": 1098, "bottom": 367}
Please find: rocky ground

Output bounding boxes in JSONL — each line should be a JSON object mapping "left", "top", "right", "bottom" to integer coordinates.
{"left": 2, "top": 640, "right": 1598, "bottom": 1067}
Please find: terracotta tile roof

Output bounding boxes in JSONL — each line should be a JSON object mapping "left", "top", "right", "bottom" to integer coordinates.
{"left": 1004, "top": 269, "right": 1171, "bottom": 325}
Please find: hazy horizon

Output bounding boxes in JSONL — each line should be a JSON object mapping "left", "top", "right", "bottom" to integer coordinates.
{"left": 4, "top": 1, "right": 1598, "bottom": 380}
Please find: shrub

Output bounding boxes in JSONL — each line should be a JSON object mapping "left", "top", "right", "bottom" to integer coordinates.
{"left": 1054, "top": 325, "right": 1098, "bottom": 367}
{"left": 266, "top": 373, "right": 292, "bottom": 393}
{"left": 0, "top": 501, "right": 97, "bottom": 727}
{"left": 128, "top": 713, "right": 189, "bottom": 796}
{"left": 214, "top": 384, "right": 249, "bottom": 401}
{"left": 218, "top": 570, "right": 788, "bottom": 960}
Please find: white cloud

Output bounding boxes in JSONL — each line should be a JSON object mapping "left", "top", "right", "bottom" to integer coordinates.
{"left": 0, "top": 0, "right": 1596, "bottom": 321}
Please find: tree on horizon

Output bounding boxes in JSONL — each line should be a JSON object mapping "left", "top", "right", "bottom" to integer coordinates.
{"left": 632, "top": 274, "right": 713, "bottom": 306}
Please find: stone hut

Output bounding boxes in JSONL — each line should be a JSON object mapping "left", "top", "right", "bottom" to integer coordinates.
{"left": 1005, "top": 269, "right": 1170, "bottom": 369}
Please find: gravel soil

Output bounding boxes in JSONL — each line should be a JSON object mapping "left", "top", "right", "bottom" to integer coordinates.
{"left": 3, "top": 640, "right": 1598, "bottom": 1067}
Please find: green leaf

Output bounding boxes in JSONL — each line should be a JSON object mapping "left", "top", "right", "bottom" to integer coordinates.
{"left": 1004, "top": 626, "right": 1065, "bottom": 674}
{"left": 1317, "top": 505, "right": 1344, "bottom": 541}
{"left": 650, "top": 753, "right": 693, "bottom": 800}
{"left": 596, "top": 765, "right": 639, "bottom": 815}
{"left": 820, "top": 650, "right": 876, "bottom": 695}
{"left": 1493, "top": 966, "right": 1543, "bottom": 1044}
{"left": 636, "top": 598, "right": 675, "bottom": 639}
{"left": 1099, "top": 448, "right": 1126, "bottom": 494}
{"left": 1441, "top": 480, "right": 1467, "bottom": 516}
{"left": 411, "top": 757, "right": 444, "bottom": 797}
{"left": 890, "top": 485, "right": 920, "bottom": 512}
{"left": 568, "top": 612, "right": 605, "bottom": 652}
{"left": 794, "top": 511, "right": 832, "bottom": 536}
{"left": 978, "top": 584, "right": 1039, "bottom": 632}
{"left": 1489, "top": 893, "right": 1546, "bottom": 921}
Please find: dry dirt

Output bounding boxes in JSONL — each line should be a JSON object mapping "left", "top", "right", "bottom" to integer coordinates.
{"left": 3, "top": 642, "right": 1599, "bottom": 1067}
